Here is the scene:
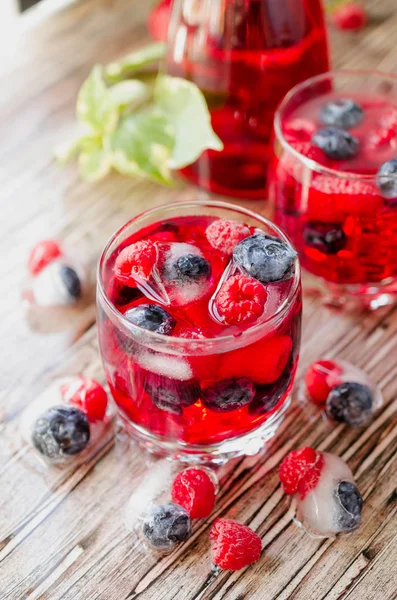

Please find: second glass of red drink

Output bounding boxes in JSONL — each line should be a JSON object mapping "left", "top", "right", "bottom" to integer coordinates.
{"left": 97, "top": 202, "right": 301, "bottom": 462}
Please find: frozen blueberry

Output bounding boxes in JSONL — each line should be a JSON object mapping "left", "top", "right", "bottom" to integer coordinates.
{"left": 249, "top": 360, "right": 293, "bottom": 415}
{"left": 326, "top": 381, "right": 373, "bottom": 427}
{"left": 320, "top": 99, "right": 364, "bottom": 130}
{"left": 233, "top": 233, "right": 297, "bottom": 284}
{"left": 376, "top": 159, "right": 397, "bottom": 201}
{"left": 32, "top": 406, "right": 90, "bottom": 458}
{"left": 124, "top": 304, "right": 176, "bottom": 335}
{"left": 142, "top": 503, "right": 192, "bottom": 550}
{"left": 172, "top": 254, "right": 211, "bottom": 283}
{"left": 303, "top": 222, "right": 347, "bottom": 254}
{"left": 202, "top": 378, "right": 256, "bottom": 413}
{"left": 59, "top": 265, "right": 82, "bottom": 300}
{"left": 144, "top": 374, "right": 200, "bottom": 415}
{"left": 335, "top": 481, "right": 363, "bottom": 531}
{"left": 312, "top": 127, "right": 359, "bottom": 160}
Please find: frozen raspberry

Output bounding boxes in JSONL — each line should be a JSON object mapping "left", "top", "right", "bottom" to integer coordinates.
{"left": 210, "top": 519, "right": 262, "bottom": 571}
{"left": 215, "top": 275, "right": 267, "bottom": 325}
{"left": 279, "top": 447, "right": 324, "bottom": 498}
{"left": 205, "top": 219, "right": 250, "bottom": 256}
{"left": 60, "top": 377, "right": 108, "bottom": 422}
{"left": 114, "top": 240, "right": 157, "bottom": 287}
{"left": 147, "top": 0, "right": 171, "bottom": 42}
{"left": 305, "top": 360, "right": 343, "bottom": 405}
{"left": 332, "top": 2, "right": 368, "bottom": 32}
{"left": 28, "top": 240, "right": 62, "bottom": 275}
{"left": 284, "top": 118, "right": 317, "bottom": 143}
{"left": 171, "top": 468, "right": 216, "bottom": 519}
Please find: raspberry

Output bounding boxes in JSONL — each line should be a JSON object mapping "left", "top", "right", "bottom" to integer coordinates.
{"left": 147, "top": 0, "right": 171, "bottom": 42}
{"left": 215, "top": 275, "right": 267, "bottom": 325}
{"left": 205, "top": 219, "right": 250, "bottom": 256}
{"left": 171, "top": 468, "right": 216, "bottom": 519}
{"left": 114, "top": 240, "right": 157, "bottom": 287}
{"left": 60, "top": 376, "right": 108, "bottom": 422}
{"left": 218, "top": 335, "right": 292, "bottom": 385}
{"left": 210, "top": 519, "right": 262, "bottom": 571}
{"left": 279, "top": 447, "right": 324, "bottom": 498}
{"left": 305, "top": 360, "right": 343, "bottom": 405}
{"left": 28, "top": 240, "right": 62, "bottom": 275}
{"left": 284, "top": 118, "right": 317, "bottom": 143}
{"left": 332, "top": 2, "right": 368, "bottom": 32}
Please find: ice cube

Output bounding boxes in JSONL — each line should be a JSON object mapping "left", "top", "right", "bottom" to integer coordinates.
{"left": 295, "top": 452, "right": 363, "bottom": 538}
{"left": 31, "top": 260, "right": 85, "bottom": 307}
{"left": 137, "top": 350, "right": 193, "bottom": 381}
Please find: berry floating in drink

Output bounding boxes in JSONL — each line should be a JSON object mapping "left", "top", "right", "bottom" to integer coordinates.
{"left": 280, "top": 447, "right": 363, "bottom": 537}
{"left": 299, "top": 359, "right": 383, "bottom": 427}
{"left": 21, "top": 377, "right": 111, "bottom": 464}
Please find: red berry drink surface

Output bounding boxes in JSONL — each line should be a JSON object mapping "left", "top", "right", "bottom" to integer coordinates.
{"left": 269, "top": 90, "right": 397, "bottom": 287}
{"left": 210, "top": 519, "right": 262, "bottom": 570}
{"left": 98, "top": 215, "right": 301, "bottom": 446}
{"left": 172, "top": 468, "right": 216, "bottom": 519}
{"left": 167, "top": 0, "right": 329, "bottom": 198}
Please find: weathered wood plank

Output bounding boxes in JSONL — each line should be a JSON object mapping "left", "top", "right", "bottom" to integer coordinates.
{"left": 1, "top": 0, "right": 397, "bottom": 599}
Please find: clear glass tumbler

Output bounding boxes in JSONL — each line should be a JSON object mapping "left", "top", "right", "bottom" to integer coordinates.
{"left": 97, "top": 201, "right": 302, "bottom": 462}
{"left": 268, "top": 70, "right": 397, "bottom": 309}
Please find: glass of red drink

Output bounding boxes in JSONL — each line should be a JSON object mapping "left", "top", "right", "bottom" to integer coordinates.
{"left": 97, "top": 201, "right": 301, "bottom": 462}
{"left": 166, "top": 0, "right": 329, "bottom": 199}
{"left": 268, "top": 71, "right": 397, "bottom": 309}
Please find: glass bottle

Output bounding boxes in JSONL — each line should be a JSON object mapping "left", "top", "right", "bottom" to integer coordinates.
{"left": 166, "top": 0, "right": 330, "bottom": 198}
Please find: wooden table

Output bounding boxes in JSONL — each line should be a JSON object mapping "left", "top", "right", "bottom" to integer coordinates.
{"left": 1, "top": 1, "right": 397, "bottom": 598}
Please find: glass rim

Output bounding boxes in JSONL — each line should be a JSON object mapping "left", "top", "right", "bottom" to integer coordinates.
{"left": 97, "top": 200, "right": 301, "bottom": 349}
{"left": 274, "top": 69, "right": 397, "bottom": 181}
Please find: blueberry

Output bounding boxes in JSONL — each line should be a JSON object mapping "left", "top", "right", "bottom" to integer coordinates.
{"left": 202, "top": 378, "right": 256, "bottom": 413}
{"left": 32, "top": 406, "right": 90, "bottom": 458}
{"left": 335, "top": 481, "right": 363, "bottom": 531}
{"left": 124, "top": 304, "right": 176, "bottom": 335}
{"left": 376, "top": 159, "right": 397, "bottom": 201}
{"left": 59, "top": 265, "right": 82, "bottom": 300}
{"left": 326, "top": 381, "right": 373, "bottom": 427}
{"left": 303, "top": 222, "right": 347, "bottom": 254}
{"left": 233, "top": 233, "right": 297, "bottom": 284}
{"left": 144, "top": 374, "right": 200, "bottom": 415}
{"left": 312, "top": 127, "right": 359, "bottom": 160}
{"left": 142, "top": 503, "right": 191, "bottom": 550}
{"left": 175, "top": 254, "right": 211, "bottom": 282}
{"left": 249, "top": 360, "right": 293, "bottom": 415}
{"left": 320, "top": 99, "right": 364, "bottom": 130}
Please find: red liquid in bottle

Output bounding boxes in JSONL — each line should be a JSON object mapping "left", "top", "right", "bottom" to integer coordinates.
{"left": 167, "top": 0, "right": 329, "bottom": 198}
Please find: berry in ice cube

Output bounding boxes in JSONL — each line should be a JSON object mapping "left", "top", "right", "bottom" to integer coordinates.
{"left": 124, "top": 304, "right": 176, "bottom": 335}
{"left": 201, "top": 378, "right": 256, "bottom": 413}
{"left": 280, "top": 448, "right": 363, "bottom": 537}
{"left": 326, "top": 381, "right": 374, "bottom": 427}
{"left": 205, "top": 218, "right": 250, "bottom": 256}
{"left": 32, "top": 406, "right": 90, "bottom": 459}
{"left": 144, "top": 373, "right": 200, "bottom": 415}
{"left": 304, "top": 360, "right": 343, "bottom": 405}
{"left": 31, "top": 261, "right": 83, "bottom": 306}
{"left": 171, "top": 468, "right": 217, "bottom": 519}
{"left": 60, "top": 376, "right": 108, "bottom": 422}
{"left": 215, "top": 274, "right": 267, "bottom": 325}
{"left": 114, "top": 240, "right": 157, "bottom": 286}
{"left": 28, "top": 239, "right": 62, "bottom": 275}
{"left": 142, "top": 503, "right": 192, "bottom": 550}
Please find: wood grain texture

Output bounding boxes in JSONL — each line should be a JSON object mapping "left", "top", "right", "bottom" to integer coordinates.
{"left": 1, "top": 1, "right": 397, "bottom": 599}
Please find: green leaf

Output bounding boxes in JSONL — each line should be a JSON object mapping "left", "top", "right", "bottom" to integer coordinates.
{"left": 54, "top": 134, "right": 101, "bottom": 164}
{"left": 79, "top": 149, "right": 112, "bottom": 182}
{"left": 108, "top": 109, "right": 174, "bottom": 184}
{"left": 105, "top": 42, "right": 167, "bottom": 83}
{"left": 154, "top": 75, "right": 223, "bottom": 169}
{"left": 77, "top": 66, "right": 118, "bottom": 135}
{"left": 109, "top": 80, "right": 150, "bottom": 110}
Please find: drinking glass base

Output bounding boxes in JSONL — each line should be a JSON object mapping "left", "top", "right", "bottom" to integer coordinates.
{"left": 117, "top": 397, "right": 291, "bottom": 465}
